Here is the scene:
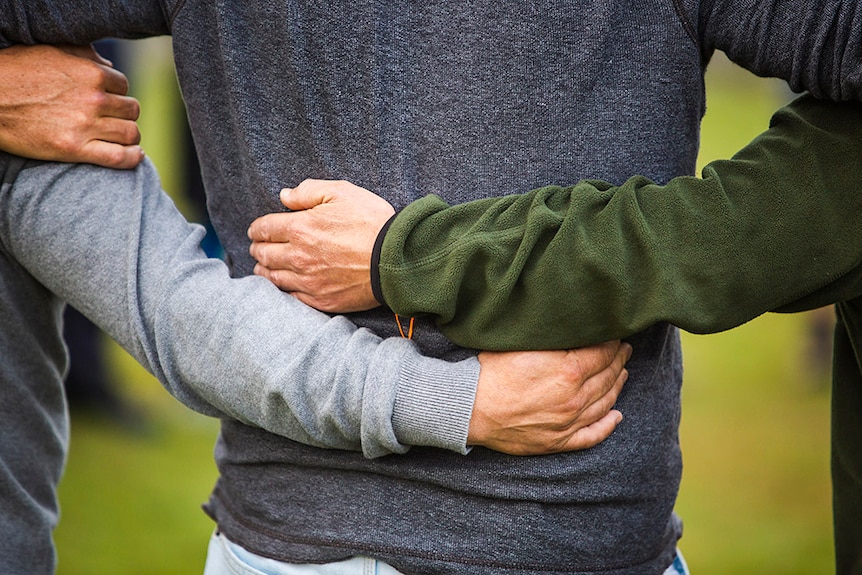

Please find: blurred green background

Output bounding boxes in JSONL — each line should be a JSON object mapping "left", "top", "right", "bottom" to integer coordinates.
{"left": 53, "top": 41, "right": 834, "bottom": 573}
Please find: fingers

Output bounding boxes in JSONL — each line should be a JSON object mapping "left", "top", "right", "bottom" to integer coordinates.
{"left": 521, "top": 357, "right": 627, "bottom": 455}
{"left": 93, "top": 114, "right": 142, "bottom": 145}
{"left": 74, "top": 105, "right": 143, "bottom": 169}
{"left": 280, "top": 179, "right": 334, "bottom": 211}
{"left": 248, "top": 218, "right": 307, "bottom": 270}
{"left": 101, "top": 92, "right": 141, "bottom": 121}
{"left": 566, "top": 340, "right": 625, "bottom": 381}
{"left": 560, "top": 341, "right": 630, "bottom": 424}
{"left": 579, "top": 341, "right": 631, "bottom": 405}
{"left": 469, "top": 342, "right": 632, "bottom": 456}
{"left": 252, "top": 262, "right": 302, "bottom": 292}
{"left": 248, "top": 213, "right": 315, "bottom": 266}
{"left": 100, "top": 64, "right": 132, "bottom": 96}
{"left": 253, "top": 260, "right": 330, "bottom": 298}
{"left": 558, "top": 409, "right": 624, "bottom": 451}
{"left": 255, "top": 262, "right": 378, "bottom": 313}
{"left": 78, "top": 140, "right": 145, "bottom": 170}
{"left": 248, "top": 212, "right": 293, "bottom": 243}
{"left": 250, "top": 242, "right": 290, "bottom": 270}
{"left": 58, "top": 48, "right": 132, "bottom": 96}
{"left": 556, "top": 341, "right": 629, "bottom": 413}
{"left": 54, "top": 47, "right": 142, "bottom": 133}
{"left": 563, "top": 364, "right": 628, "bottom": 437}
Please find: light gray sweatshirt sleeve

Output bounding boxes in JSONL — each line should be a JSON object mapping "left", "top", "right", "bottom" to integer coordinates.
{"left": 0, "top": 155, "right": 478, "bottom": 458}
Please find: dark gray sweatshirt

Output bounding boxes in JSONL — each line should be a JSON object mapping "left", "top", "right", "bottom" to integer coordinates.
{"left": 2, "top": 0, "right": 859, "bottom": 573}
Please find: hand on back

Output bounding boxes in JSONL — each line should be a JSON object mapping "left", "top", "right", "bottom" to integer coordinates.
{"left": 0, "top": 44, "right": 143, "bottom": 169}
{"left": 468, "top": 340, "right": 630, "bottom": 455}
{"left": 248, "top": 179, "right": 631, "bottom": 455}
{"left": 248, "top": 178, "right": 394, "bottom": 312}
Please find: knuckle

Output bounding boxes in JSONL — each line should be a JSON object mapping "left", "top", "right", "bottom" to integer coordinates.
{"left": 291, "top": 217, "right": 312, "bottom": 238}
{"left": 292, "top": 252, "right": 317, "bottom": 273}
{"left": 252, "top": 219, "right": 273, "bottom": 242}
{"left": 268, "top": 269, "right": 292, "bottom": 289}
{"left": 252, "top": 244, "right": 271, "bottom": 266}
{"left": 544, "top": 436, "right": 570, "bottom": 454}
{"left": 84, "top": 88, "right": 109, "bottom": 112}
{"left": 129, "top": 99, "right": 142, "bottom": 120}
{"left": 254, "top": 265, "right": 272, "bottom": 281}
{"left": 568, "top": 394, "right": 589, "bottom": 416}
{"left": 554, "top": 396, "right": 586, "bottom": 423}
{"left": 564, "top": 359, "right": 588, "bottom": 384}
{"left": 294, "top": 292, "right": 317, "bottom": 309}
{"left": 115, "top": 74, "right": 131, "bottom": 95}
{"left": 297, "top": 178, "right": 318, "bottom": 190}
{"left": 125, "top": 124, "right": 142, "bottom": 145}
{"left": 312, "top": 296, "right": 337, "bottom": 313}
{"left": 303, "top": 275, "right": 325, "bottom": 293}
{"left": 264, "top": 246, "right": 286, "bottom": 269}
{"left": 52, "top": 132, "right": 82, "bottom": 156}
{"left": 77, "top": 61, "right": 104, "bottom": 86}
{"left": 100, "top": 147, "right": 128, "bottom": 168}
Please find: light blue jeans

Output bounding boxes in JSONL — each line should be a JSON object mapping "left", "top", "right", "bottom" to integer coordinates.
{"left": 204, "top": 532, "right": 691, "bottom": 575}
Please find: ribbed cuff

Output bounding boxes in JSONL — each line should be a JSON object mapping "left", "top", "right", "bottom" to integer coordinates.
{"left": 390, "top": 354, "right": 480, "bottom": 454}
{"left": 371, "top": 212, "right": 398, "bottom": 307}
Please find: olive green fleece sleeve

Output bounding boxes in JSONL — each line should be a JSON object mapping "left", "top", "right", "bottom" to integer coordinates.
{"left": 378, "top": 94, "right": 862, "bottom": 351}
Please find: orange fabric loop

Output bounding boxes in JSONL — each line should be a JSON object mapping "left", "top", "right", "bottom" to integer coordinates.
{"left": 395, "top": 314, "right": 414, "bottom": 339}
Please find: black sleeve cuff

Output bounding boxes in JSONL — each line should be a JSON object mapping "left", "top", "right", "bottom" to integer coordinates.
{"left": 371, "top": 212, "right": 398, "bottom": 307}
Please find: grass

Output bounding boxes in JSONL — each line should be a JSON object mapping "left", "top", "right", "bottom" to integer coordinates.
{"left": 54, "top": 51, "right": 834, "bottom": 573}
{"left": 55, "top": 403, "right": 218, "bottom": 574}
{"left": 677, "top": 315, "right": 833, "bottom": 574}
{"left": 674, "top": 56, "right": 834, "bottom": 573}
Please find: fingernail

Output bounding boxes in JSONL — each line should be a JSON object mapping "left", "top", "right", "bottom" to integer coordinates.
{"left": 280, "top": 188, "right": 292, "bottom": 201}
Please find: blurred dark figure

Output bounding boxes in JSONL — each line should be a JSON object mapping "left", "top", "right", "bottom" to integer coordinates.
{"left": 62, "top": 307, "right": 125, "bottom": 414}
{"left": 179, "top": 108, "right": 222, "bottom": 260}
{"left": 805, "top": 306, "right": 836, "bottom": 385}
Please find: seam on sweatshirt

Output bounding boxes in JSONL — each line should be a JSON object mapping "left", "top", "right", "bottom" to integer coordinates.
{"left": 167, "top": 0, "right": 188, "bottom": 27}
{"left": 670, "top": 0, "right": 699, "bottom": 47}
{"left": 210, "top": 487, "right": 673, "bottom": 572}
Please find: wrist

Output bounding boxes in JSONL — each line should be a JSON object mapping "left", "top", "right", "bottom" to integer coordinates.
{"left": 390, "top": 353, "right": 480, "bottom": 454}
{"left": 370, "top": 211, "right": 398, "bottom": 307}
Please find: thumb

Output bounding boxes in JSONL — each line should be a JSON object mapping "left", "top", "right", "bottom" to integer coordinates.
{"left": 280, "top": 182, "right": 329, "bottom": 211}
{"left": 60, "top": 43, "right": 114, "bottom": 67}
{"left": 81, "top": 142, "right": 146, "bottom": 170}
